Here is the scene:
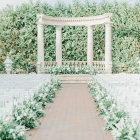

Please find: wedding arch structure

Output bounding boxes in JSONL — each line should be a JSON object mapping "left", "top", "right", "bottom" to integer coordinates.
{"left": 37, "top": 13, "right": 112, "bottom": 74}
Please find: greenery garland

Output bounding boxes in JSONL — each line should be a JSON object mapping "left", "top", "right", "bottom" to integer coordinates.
{"left": 0, "top": 78, "right": 61, "bottom": 139}
{"left": 88, "top": 78, "right": 139, "bottom": 139}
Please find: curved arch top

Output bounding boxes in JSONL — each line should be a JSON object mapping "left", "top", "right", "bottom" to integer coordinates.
{"left": 37, "top": 13, "right": 112, "bottom": 26}
{"left": 37, "top": 13, "right": 113, "bottom": 74}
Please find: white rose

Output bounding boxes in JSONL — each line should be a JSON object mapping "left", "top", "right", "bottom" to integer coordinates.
{"left": 18, "top": 131, "right": 24, "bottom": 137}
{"left": 23, "top": 113, "right": 27, "bottom": 116}
{"left": 9, "top": 129, "right": 14, "bottom": 133}
{"left": 12, "top": 133, "right": 16, "bottom": 139}
{"left": 17, "top": 116, "right": 21, "bottom": 120}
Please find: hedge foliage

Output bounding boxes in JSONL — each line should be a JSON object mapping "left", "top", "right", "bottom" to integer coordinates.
{"left": 0, "top": 1, "right": 139, "bottom": 73}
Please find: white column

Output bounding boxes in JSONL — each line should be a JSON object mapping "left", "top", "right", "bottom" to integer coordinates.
{"left": 105, "top": 22, "right": 112, "bottom": 73}
{"left": 87, "top": 26, "right": 93, "bottom": 66}
{"left": 56, "top": 26, "right": 62, "bottom": 66}
{"left": 37, "top": 24, "right": 44, "bottom": 74}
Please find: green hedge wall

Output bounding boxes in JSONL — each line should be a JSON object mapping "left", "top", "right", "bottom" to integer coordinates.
{"left": 0, "top": 1, "right": 139, "bottom": 73}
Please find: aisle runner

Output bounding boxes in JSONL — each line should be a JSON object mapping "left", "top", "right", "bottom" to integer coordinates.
{"left": 26, "top": 84, "right": 113, "bottom": 140}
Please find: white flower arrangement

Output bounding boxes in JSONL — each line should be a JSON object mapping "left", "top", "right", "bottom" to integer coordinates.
{"left": 88, "top": 78, "right": 139, "bottom": 139}
{"left": 46, "top": 65, "right": 100, "bottom": 75}
{"left": 0, "top": 117, "right": 26, "bottom": 140}
{"left": 13, "top": 98, "right": 43, "bottom": 129}
{"left": 0, "top": 78, "right": 61, "bottom": 140}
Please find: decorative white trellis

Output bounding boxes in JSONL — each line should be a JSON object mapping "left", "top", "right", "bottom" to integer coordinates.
{"left": 37, "top": 13, "right": 112, "bottom": 74}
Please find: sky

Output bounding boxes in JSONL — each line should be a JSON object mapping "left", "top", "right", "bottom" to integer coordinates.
{"left": 0, "top": 0, "right": 139, "bottom": 9}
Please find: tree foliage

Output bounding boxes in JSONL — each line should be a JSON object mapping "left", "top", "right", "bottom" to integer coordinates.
{"left": 0, "top": 1, "right": 139, "bottom": 73}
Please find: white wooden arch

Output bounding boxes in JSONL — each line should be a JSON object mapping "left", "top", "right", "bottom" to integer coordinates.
{"left": 37, "top": 13, "right": 112, "bottom": 73}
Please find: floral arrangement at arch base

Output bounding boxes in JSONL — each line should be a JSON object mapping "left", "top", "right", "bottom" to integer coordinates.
{"left": 46, "top": 65, "right": 101, "bottom": 75}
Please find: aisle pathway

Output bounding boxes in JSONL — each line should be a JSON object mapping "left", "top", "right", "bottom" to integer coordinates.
{"left": 26, "top": 84, "right": 113, "bottom": 140}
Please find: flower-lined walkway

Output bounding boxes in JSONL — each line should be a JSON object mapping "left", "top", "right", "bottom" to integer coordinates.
{"left": 26, "top": 84, "right": 113, "bottom": 140}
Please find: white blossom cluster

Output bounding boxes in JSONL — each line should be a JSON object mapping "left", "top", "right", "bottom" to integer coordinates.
{"left": 46, "top": 65, "right": 100, "bottom": 75}
{"left": 0, "top": 74, "right": 51, "bottom": 120}
{"left": 0, "top": 75, "right": 61, "bottom": 139}
{"left": 89, "top": 74, "right": 140, "bottom": 139}
{"left": 95, "top": 74, "right": 140, "bottom": 125}
{"left": 0, "top": 117, "right": 26, "bottom": 139}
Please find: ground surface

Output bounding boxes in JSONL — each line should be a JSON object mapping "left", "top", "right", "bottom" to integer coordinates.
{"left": 0, "top": 74, "right": 51, "bottom": 119}
{"left": 26, "top": 84, "right": 113, "bottom": 140}
{"left": 0, "top": 74, "right": 51, "bottom": 92}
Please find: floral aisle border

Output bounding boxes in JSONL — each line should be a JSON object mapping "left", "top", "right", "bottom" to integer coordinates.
{"left": 0, "top": 78, "right": 61, "bottom": 140}
{"left": 46, "top": 65, "right": 100, "bottom": 75}
{"left": 88, "top": 77, "right": 139, "bottom": 140}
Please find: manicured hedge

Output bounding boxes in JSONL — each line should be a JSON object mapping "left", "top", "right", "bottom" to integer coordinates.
{"left": 0, "top": 1, "right": 139, "bottom": 73}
